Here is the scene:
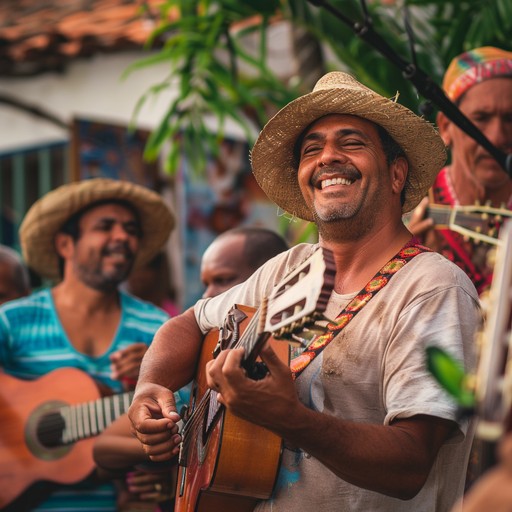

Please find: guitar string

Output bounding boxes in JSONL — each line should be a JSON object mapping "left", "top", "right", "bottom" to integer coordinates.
{"left": 180, "top": 311, "right": 262, "bottom": 456}
{"left": 179, "top": 249, "right": 335, "bottom": 459}
{"left": 180, "top": 315, "right": 261, "bottom": 450}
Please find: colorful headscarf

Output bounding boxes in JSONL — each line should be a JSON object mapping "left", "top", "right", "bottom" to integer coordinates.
{"left": 443, "top": 46, "right": 512, "bottom": 102}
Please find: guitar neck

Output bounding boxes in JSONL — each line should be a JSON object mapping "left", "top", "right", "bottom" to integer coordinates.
{"left": 59, "top": 391, "right": 133, "bottom": 444}
{"left": 426, "top": 203, "right": 512, "bottom": 245}
{"left": 426, "top": 205, "right": 452, "bottom": 227}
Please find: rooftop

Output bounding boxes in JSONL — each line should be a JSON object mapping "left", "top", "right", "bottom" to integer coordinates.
{"left": 0, "top": 0, "right": 166, "bottom": 77}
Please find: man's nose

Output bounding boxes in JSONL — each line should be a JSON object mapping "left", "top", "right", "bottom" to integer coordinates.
{"left": 318, "top": 142, "right": 346, "bottom": 167}
{"left": 111, "top": 223, "right": 131, "bottom": 239}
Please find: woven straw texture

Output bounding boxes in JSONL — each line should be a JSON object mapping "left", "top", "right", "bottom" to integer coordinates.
{"left": 251, "top": 71, "right": 446, "bottom": 221}
{"left": 20, "top": 178, "right": 174, "bottom": 281}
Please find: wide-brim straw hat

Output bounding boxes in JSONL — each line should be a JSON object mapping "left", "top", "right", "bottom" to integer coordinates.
{"left": 20, "top": 178, "right": 175, "bottom": 281}
{"left": 251, "top": 71, "right": 446, "bottom": 220}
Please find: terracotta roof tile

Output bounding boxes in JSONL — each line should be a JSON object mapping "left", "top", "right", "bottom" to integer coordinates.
{"left": 0, "top": 0, "right": 168, "bottom": 77}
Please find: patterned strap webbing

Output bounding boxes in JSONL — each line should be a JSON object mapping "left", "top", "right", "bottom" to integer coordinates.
{"left": 290, "top": 241, "right": 432, "bottom": 379}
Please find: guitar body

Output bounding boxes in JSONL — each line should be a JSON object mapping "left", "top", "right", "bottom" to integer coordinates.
{"left": 175, "top": 306, "right": 288, "bottom": 512}
{"left": 0, "top": 368, "right": 101, "bottom": 508}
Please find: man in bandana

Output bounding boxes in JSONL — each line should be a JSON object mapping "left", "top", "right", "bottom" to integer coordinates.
{"left": 409, "top": 46, "right": 512, "bottom": 295}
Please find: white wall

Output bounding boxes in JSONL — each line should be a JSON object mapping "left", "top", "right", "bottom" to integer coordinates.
{"left": 0, "top": 19, "right": 297, "bottom": 153}
{"left": 0, "top": 52, "right": 179, "bottom": 152}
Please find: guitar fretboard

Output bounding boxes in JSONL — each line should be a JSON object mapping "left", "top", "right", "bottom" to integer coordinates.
{"left": 426, "top": 204, "right": 510, "bottom": 245}
{"left": 59, "top": 392, "right": 133, "bottom": 444}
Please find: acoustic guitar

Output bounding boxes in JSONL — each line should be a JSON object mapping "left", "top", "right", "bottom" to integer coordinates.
{"left": 0, "top": 367, "right": 132, "bottom": 509}
{"left": 426, "top": 203, "right": 511, "bottom": 245}
{"left": 427, "top": 219, "right": 512, "bottom": 477}
{"left": 175, "top": 247, "right": 336, "bottom": 512}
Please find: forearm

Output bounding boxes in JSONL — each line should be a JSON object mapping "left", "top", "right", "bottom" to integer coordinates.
{"left": 269, "top": 405, "right": 453, "bottom": 499}
{"left": 93, "top": 436, "right": 149, "bottom": 473}
{"left": 136, "top": 308, "right": 203, "bottom": 392}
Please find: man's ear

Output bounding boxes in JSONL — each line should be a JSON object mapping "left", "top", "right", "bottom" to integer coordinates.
{"left": 436, "top": 111, "right": 452, "bottom": 147}
{"left": 390, "top": 156, "right": 408, "bottom": 196}
{"left": 54, "top": 232, "right": 74, "bottom": 259}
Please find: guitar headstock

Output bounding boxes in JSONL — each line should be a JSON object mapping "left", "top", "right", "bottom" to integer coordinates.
{"left": 263, "top": 247, "right": 335, "bottom": 344}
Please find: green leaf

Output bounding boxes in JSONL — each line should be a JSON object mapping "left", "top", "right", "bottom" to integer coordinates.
{"left": 426, "top": 346, "right": 475, "bottom": 408}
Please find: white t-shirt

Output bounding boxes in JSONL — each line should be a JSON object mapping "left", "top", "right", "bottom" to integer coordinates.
{"left": 194, "top": 243, "right": 480, "bottom": 512}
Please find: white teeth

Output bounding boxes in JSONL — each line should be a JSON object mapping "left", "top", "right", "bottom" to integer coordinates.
{"left": 107, "top": 253, "right": 127, "bottom": 262}
{"left": 320, "top": 177, "right": 353, "bottom": 189}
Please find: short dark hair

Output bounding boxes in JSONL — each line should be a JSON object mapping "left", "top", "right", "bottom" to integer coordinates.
{"left": 375, "top": 125, "right": 408, "bottom": 207}
{"left": 218, "top": 227, "right": 289, "bottom": 271}
{"left": 57, "top": 199, "right": 141, "bottom": 278}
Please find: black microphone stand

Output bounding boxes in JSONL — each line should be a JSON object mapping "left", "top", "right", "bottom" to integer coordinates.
{"left": 307, "top": 0, "right": 512, "bottom": 177}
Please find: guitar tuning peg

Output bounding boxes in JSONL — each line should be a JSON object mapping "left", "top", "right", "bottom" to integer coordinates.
{"left": 288, "top": 331, "right": 318, "bottom": 348}
{"left": 486, "top": 247, "right": 497, "bottom": 269}
{"left": 316, "top": 313, "right": 335, "bottom": 324}
{"left": 304, "top": 324, "right": 329, "bottom": 336}
{"left": 464, "top": 373, "right": 477, "bottom": 395}
{"left": 485, "top": 200, "right": 492, "bottom": 207}
{"left": 475, "top": 200, "right": 481, "bottom": 206}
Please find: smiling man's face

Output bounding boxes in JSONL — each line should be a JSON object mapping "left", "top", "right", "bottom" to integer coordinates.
{"left": 297, "top": 114, "right": 403, "bottom": 230}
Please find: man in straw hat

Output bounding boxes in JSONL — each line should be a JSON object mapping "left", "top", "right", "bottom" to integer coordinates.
{"left": 128, "top": 72, "right": 480, "bottom": 511}
{"left": 0, "top": 178, "right": 174, "bottom": 511}
{"left": 408, "top": 46, "right": 512, "bottom": 296}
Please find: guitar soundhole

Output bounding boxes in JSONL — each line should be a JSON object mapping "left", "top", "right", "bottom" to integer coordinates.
{"left": 25, "top": 400, "right": 71, "bottom": 460}
{"left": 37, "top": 412, "right": 65, "bottom": 448}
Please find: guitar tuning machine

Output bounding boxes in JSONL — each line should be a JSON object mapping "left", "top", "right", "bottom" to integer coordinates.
{"left": 485, "top": 246, "right": 498, "bottom": 269}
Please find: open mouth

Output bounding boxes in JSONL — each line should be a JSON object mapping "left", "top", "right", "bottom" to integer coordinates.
{"left": 102, "top": 245, "right": 133, "bottom": 263}
{"left": 105, "top": 252, "right": 129, "bottom": 263}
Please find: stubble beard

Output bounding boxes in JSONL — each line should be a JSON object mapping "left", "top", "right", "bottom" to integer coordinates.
{"left": 314, "top": 199, "right": 381, "bottom": 242}
{"left": 74, "top": 253, "right": 135, "bottom": 292}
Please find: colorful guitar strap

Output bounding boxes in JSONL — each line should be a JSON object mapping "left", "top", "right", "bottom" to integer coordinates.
{"left": 290, "top": 240, "right": 432, "bottom": 379}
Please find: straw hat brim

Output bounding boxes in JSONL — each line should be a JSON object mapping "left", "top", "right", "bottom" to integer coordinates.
{"left": 20, "top": 178, "right": 175, "bottom": 281}
{"left": 251, "top": 73, "right": 446, "bottom": 221}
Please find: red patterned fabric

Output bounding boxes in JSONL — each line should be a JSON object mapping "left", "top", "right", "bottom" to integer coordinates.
{"left": 431, "top": 167, "right": 495, "bottom": 295}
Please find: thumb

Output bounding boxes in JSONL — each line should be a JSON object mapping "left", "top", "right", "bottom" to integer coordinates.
{"left": 259, "top": 342, "right": 289, "bottom": 375}
{"left": 159, "top": 392, "right": 181, "bottom": 422}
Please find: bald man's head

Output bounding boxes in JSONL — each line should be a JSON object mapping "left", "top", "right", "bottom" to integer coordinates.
{"left": 200, "top": 227, "right": 288, "bottom": 298}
